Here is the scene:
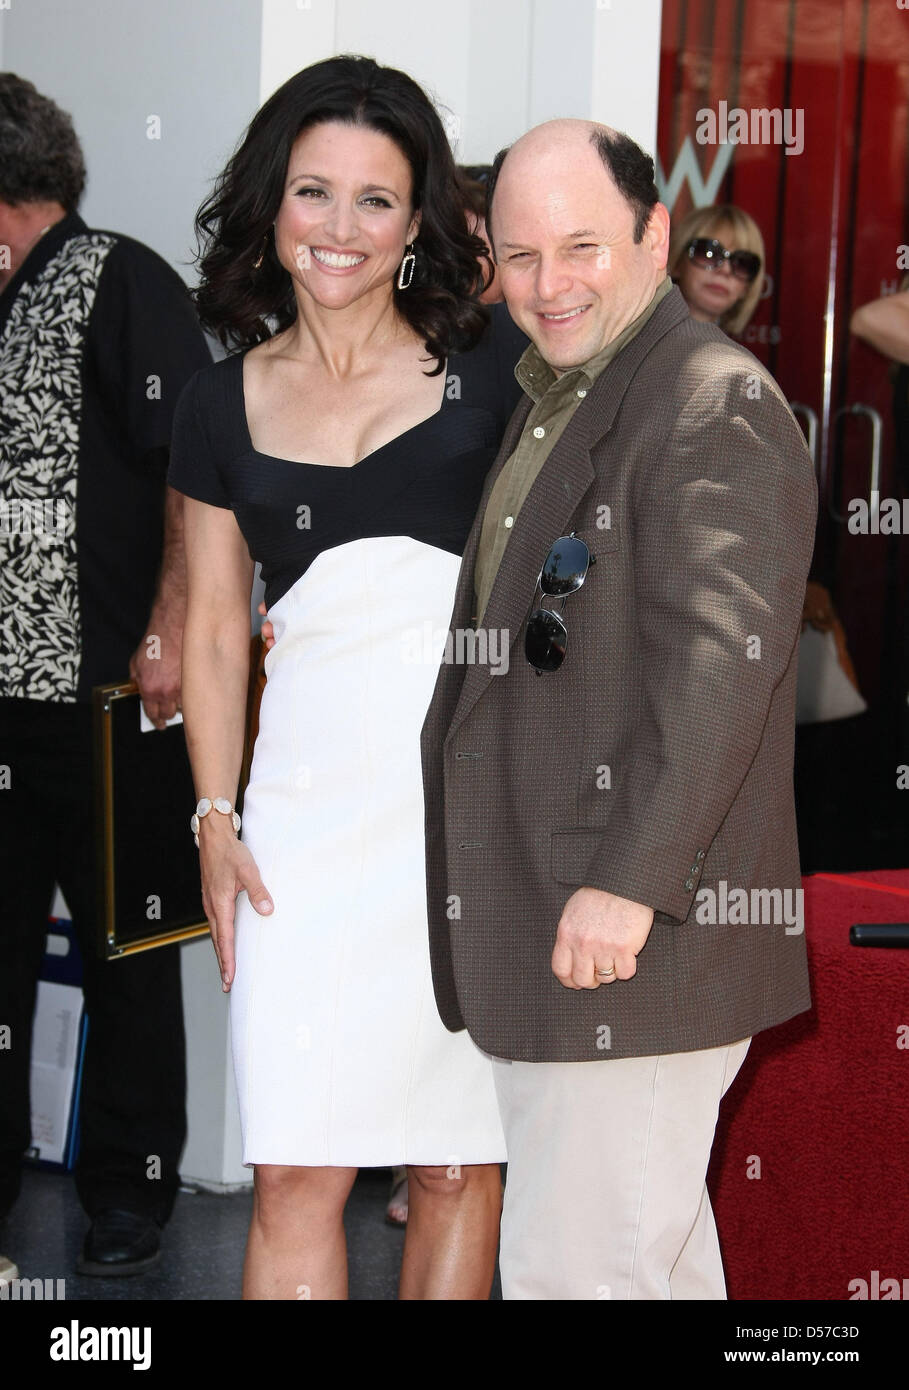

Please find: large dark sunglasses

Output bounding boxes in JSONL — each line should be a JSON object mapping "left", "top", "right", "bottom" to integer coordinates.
{"left": 686, "top": 237, "right": 761, "bottom": 283}
{"left": 525, "top": 533, "right": 595, "bottom": 674}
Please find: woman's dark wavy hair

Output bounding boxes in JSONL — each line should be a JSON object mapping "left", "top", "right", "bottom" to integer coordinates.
{"left": 194, "top": 55, "right": 490, "bottom": 370}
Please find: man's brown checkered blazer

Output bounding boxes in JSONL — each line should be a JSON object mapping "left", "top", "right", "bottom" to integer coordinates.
{"left": 420, "top": 286, "right": 817, "bottom": 1063}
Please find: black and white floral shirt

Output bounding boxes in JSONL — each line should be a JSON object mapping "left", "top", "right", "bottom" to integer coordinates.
{"left": 0, "top": 212, "right": 210, "bottom": 702}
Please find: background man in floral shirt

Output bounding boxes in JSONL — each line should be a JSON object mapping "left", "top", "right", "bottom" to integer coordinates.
{"left": 0, "top": 74, "right": 210, "bottom": 1276}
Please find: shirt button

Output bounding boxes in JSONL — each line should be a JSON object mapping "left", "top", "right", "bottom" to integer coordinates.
{"left": 504, "top": 516, "right": 514, "bottom": 529}
{"left": 532, "top": 426, "right": 545, "bottom": 439}
{"left": 577, "top": 388, "right": 587, "bottom": 398}
{"left": 684, "top": 878, "right": 695, "bottom": 891}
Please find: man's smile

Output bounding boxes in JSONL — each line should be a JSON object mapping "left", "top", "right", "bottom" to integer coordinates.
{"left": 539, "top": 304, "right": 592, "bottom": 322}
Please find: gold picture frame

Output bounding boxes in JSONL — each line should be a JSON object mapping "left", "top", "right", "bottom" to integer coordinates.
{"left": 93, "top": 681, "right": 209, "bottom": 958}
{"left": 92, "top": 640, "right": 266, "bottom": 959}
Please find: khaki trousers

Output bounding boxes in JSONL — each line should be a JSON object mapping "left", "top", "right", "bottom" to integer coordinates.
{"left": 492, "top": 1037, "right": 751, "bottom": 1300}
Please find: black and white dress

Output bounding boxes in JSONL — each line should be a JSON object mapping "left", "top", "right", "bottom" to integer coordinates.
{"left": 169, "top": 306, "right": 526, "bottom": 1166}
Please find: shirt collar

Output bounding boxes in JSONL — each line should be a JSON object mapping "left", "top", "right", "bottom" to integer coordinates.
{"left": 515, "top": 276, "right": 672, "bottom": 402}
{"left": 0, "top": 210, "right": 89, "bottom": 313}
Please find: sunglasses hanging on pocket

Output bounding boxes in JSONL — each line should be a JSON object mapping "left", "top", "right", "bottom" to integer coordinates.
{"left": 525, "top": 532, "right": 595, "bottom": 674}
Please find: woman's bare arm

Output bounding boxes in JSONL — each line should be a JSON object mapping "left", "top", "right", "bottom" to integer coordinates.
{"left": 182, "top": 496, "right": 273, "bottom": 989}
{"left": 850, "top": 289, "right": 909, "bottom": 364}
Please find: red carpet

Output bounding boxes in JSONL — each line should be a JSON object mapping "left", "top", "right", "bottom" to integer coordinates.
{"left": 707, "top": 869, "right": 909, "bottom": 1300}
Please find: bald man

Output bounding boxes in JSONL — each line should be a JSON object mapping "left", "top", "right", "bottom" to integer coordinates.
{"left": 420, "top": 121, "right": 816, "bottom": 1299}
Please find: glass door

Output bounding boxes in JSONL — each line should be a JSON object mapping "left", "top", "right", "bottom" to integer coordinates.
{"left": 658, "top": 0, "right": 909, "bottom": 869}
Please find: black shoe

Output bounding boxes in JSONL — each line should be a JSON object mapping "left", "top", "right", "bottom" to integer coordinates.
{"left": 77, "top": 1209, "right": 162, "bottom": 1277}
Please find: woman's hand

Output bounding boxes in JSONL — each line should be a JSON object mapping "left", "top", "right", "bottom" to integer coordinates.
{"left": 198, "top": 818, "right": 273, "bottom": 991}
{"left": 257, "top": 601, "right": 277, "bottom": 651}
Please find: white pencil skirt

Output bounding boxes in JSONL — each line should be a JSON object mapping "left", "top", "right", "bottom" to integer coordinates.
{"left": 229, "top": 535, "right": 506, "bottom": 1168}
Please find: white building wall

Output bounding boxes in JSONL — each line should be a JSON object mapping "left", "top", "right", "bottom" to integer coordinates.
{"left": 259, "top": 0, "right": 662, "bottom": 159}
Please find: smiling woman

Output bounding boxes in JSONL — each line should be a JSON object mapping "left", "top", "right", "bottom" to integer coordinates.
{"left": 167, "top": 53, "right": 527, "bottom": 1304}
{"left": 241, "top": 120, "right": 446, "bottom": 468}
{"left": 193, "top": 54, "right": 489, "bottom": 364}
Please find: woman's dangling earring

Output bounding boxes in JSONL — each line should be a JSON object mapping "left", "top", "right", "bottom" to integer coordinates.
{"left": 253, "top": 231, "right": 269, "bottom": 271}
{"left": 397, "top": 242, "right": 416, "bottom": 290}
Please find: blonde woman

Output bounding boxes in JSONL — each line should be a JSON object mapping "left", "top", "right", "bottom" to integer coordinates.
{"left": 669, "top": 203, "right": 765, "bottom": 336}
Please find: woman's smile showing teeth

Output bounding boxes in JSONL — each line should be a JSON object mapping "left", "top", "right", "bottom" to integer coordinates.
{"left": 310, "top": 246, "right": 367, "bottom": 269}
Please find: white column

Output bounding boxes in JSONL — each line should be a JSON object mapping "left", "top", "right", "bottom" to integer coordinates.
{"left": 591, "top": 0, "right": 662, "bottom": 154}
{"left": 258, "top": 0, "right": 663, "bottom": 163}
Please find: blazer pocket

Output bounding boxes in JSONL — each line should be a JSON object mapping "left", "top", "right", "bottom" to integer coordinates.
{"left": 551, "top": 829, "right": 605, "bottom": 884}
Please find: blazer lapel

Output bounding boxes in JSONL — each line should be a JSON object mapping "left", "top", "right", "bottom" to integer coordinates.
{"left": 446, "top": 431, "right": 594, "bottom": 741}
{"left": 444, "top": 286, "right": 691, "bottom": 743}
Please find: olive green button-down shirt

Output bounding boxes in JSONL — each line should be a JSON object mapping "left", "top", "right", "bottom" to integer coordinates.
{"left": 473, "top": 276, "right": 672, "bottom": 625}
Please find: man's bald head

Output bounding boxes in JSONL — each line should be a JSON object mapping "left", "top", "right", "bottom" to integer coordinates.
{"left": 482, "top": 118, "right": 669, "bottom": 372}
{"left": 485, "top": 120, "right": 659, "bottom": 252}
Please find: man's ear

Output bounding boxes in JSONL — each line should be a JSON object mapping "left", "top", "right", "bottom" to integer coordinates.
{"left": 645, "top": 202, "right": 671, "bottom": 269}
{"left": 485, "top": 219, "right": 497, "bottom": 265}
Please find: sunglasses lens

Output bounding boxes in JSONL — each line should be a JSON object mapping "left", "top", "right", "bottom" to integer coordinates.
{"left": 539, "top": 536, "right": 590, "bottom": 596}
{"left": 730, "top": 251, "right": 761, "bottom": 282}
{"left": 688, "top": 238, "right": 717, "bottom": 268}
{"left": 525, "top": 609, "right": 567, "bottom": 672}
{"left": 688, "top": 239, "right": 761, "bottom": 283}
